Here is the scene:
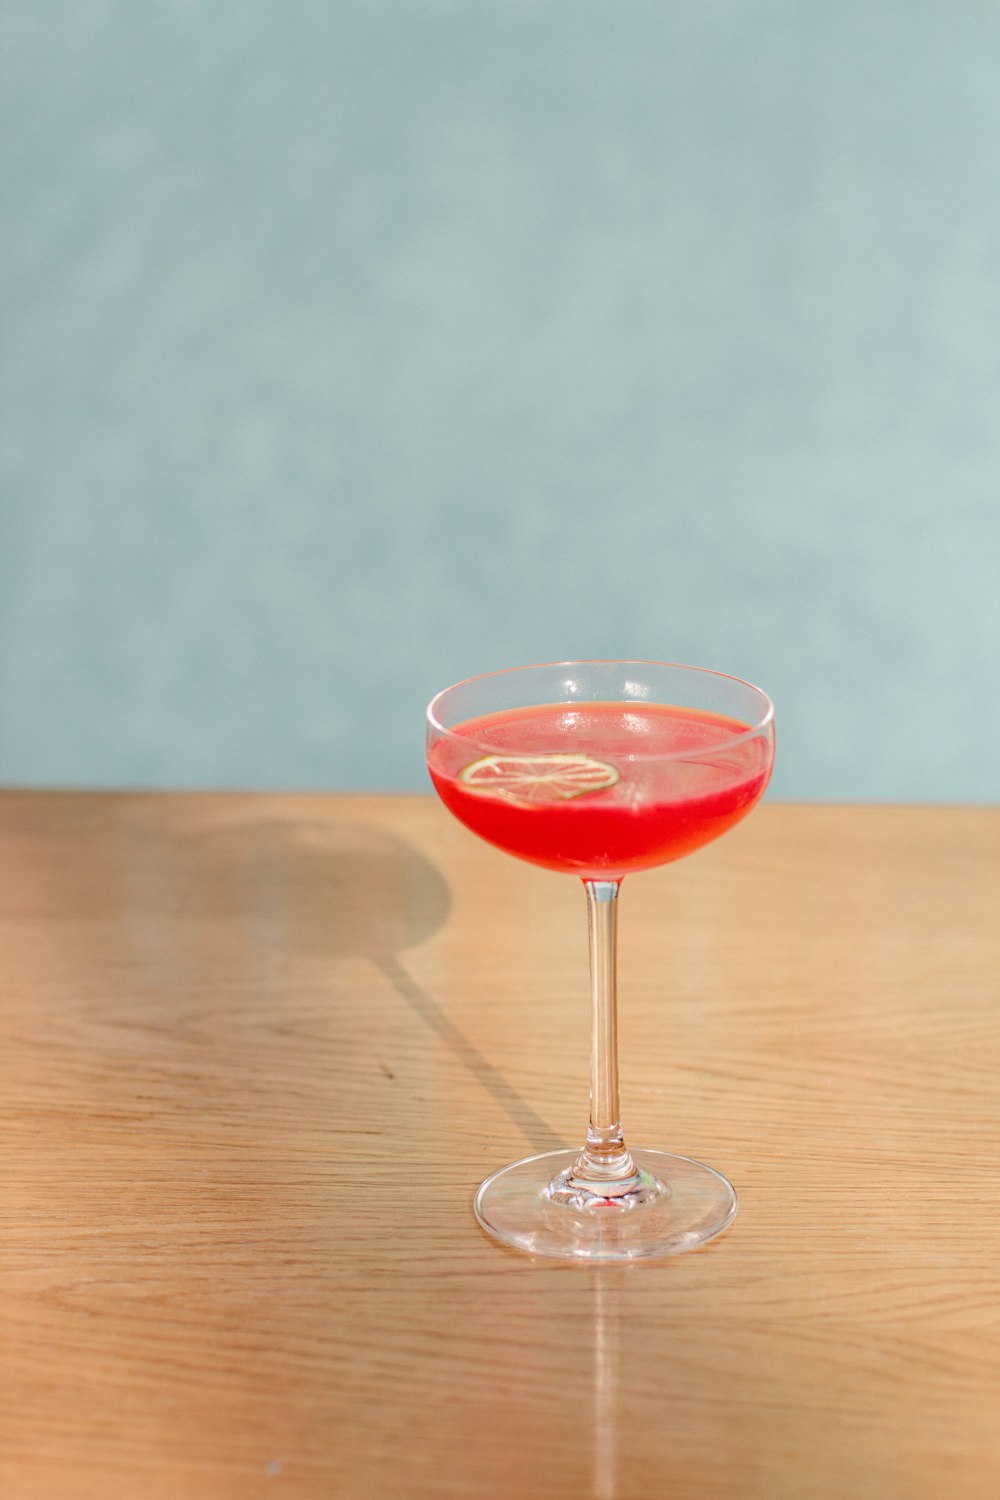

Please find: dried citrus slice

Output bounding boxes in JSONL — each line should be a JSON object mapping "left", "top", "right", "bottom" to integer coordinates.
{"left": 458, "top": 753, "right": 620, "bottom": 803}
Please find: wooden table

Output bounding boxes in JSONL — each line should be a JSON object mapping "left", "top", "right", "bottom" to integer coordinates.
{"left": 1, "top": 793, "right": 998, "bottom": 1499}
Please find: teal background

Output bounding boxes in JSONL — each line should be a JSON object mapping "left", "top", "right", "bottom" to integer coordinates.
{"left": 2, "top": 2, "right": 999, "bottom": 800}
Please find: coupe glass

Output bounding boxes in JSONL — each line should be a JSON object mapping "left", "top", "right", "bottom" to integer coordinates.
{"left": 426, "top": 660, "right": 775, "bottom": 1261}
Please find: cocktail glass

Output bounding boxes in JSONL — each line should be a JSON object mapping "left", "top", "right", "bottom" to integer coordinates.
{"left": 426, "top": 660, "right": 775, "bottom": 1261}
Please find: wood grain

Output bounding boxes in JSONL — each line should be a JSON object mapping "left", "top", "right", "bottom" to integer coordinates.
{"left": 0, "top": 793, "right": 998, "bottom": 1499}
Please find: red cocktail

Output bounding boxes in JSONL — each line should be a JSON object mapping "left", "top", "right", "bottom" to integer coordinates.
{"left": 426, "top": 661, "right": 775, "bottom": 1261}
{"left": 429, "top": 701, "right": 771, "bottom": 878}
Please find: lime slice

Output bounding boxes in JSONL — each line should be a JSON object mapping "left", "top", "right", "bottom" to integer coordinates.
{"left": 458, "top": 753, "right": 620, "bottom": 803}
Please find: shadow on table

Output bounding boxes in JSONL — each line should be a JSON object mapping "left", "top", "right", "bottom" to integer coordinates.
{"left": 173, "top": 817, "right": 565, "bottom": 1155}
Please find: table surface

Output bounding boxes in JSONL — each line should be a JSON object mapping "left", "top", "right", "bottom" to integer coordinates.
{"left": 1, "top": 793, "right": 998, "bottom": 1500}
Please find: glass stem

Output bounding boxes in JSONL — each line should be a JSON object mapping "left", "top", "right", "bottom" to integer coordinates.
{"left": 579, "top": 880, "right": 637, "bottom": 1181}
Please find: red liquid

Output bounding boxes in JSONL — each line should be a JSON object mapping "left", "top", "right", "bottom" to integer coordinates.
{"left": 428, "top": 701, "right": 772, "bottom": 878}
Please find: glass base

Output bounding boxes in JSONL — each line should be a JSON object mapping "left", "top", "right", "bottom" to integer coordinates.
{"left": 474, "top": 1149, "right": 737, "bottom": 1261}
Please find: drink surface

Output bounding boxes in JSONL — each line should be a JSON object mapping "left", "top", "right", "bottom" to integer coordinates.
{"left": 428, "top": 701, "right": 772, "bottom": 878}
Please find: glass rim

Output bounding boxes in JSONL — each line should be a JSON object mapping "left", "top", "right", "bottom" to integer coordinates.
{"left": 426, "top": 659, "right": 775, "bottom": 763}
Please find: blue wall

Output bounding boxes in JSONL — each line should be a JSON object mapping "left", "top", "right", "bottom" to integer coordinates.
{"left": 3, "top": 2, "right": 999, "bottom": 800}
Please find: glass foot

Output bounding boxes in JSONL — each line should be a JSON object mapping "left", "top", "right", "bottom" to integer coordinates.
{"left": 474, "top": 1149, "right": 736, "bottom": 1261}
